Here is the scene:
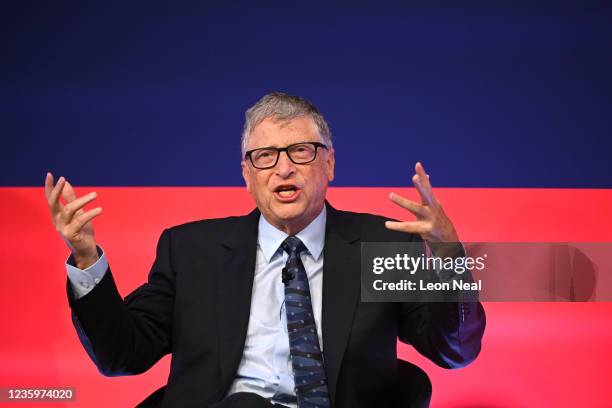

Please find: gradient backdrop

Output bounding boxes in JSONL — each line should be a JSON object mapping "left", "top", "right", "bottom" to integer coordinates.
{"left": 2, "top": 3, "right": 612, "bottom": 407}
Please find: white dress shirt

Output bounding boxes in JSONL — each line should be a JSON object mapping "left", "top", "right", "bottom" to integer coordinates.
{"left": 226, "top": 207, "right": 326, "bottom": 406}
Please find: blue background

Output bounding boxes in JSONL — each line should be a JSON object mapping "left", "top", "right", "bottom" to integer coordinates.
{"left": 2, "top": 2, "right": 611, "bottom": 187}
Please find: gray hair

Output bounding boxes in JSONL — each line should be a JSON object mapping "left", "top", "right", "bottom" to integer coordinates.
{"left": 241, "top": 92, "right": 333, "bottom": 157}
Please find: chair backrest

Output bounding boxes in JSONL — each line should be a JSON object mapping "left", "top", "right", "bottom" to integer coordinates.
{"left": 136, "top": 385, "right": 165, "bottom": 408}
{"left": 396, "top": 359, "right": 432, "bottom": 408}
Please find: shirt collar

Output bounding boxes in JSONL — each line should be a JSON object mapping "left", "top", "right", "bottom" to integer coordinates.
{"left": 258, "top": 205, "right": 327, "bottom": 263}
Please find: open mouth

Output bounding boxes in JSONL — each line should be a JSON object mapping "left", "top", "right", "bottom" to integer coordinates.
{"left": 273, "top": 184, "right": 301, "bottom": 202}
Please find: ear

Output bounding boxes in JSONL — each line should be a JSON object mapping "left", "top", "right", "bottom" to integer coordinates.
{"left": 241, "top": 160, "right": 251, "bottom": 193}
{"left": 326, "top": 147, "right": 335, "bottom": 183}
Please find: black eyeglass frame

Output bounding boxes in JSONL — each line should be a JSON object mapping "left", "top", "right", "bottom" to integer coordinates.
{"left": 244, "top": 142, "right": 329, "bottom": 169}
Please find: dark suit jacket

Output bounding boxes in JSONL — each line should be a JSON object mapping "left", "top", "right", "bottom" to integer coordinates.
{"left": 67, "top": 203, "right": 485, "bottom": 407}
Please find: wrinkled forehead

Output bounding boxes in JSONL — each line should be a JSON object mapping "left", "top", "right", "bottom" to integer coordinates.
{"left": 247, "top": 116, "right": 322, "bottom": 149}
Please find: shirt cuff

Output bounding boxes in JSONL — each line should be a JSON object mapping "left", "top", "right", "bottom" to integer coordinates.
{"left": 66, "top": 246, "right": 108, "bottom": 299}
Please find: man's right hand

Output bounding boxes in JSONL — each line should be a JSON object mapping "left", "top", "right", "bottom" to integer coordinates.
{"left": 45, "top": 172, "right": 103, "bottom": 269}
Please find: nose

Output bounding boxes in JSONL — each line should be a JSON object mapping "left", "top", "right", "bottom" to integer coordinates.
{"left": 275, "top": 150, "right": 296, "bottom": 178}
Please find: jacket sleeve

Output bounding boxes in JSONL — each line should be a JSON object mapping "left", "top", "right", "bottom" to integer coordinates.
{"left": 67, "top": 228, "right": 175, "bottom": 376}
{"left": 398, "top": 298, "right": 486, "bottom": 369}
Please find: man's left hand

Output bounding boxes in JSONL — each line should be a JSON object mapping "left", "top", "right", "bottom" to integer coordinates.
{"left": 385, "top": 162, "right": 460, "bottom": 247}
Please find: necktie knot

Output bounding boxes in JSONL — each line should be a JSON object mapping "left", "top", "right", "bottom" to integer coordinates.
{"left": 281, "top": 236, "right": 307, "bottom": 257}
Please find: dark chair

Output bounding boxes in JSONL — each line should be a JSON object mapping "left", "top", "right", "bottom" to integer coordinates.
{"left": 136, "top": 361, "right": 432, "bottom": 408}
{"left": 136, "top": 385, "right": 165, "bottom": 408}
{"left": 396, "top": 359, "right": 432, "bottom": 408}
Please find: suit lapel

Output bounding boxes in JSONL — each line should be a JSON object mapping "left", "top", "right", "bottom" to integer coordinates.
{"left": 216, "top": 208, "right": 260, "bottom": 386}
{"left": 322, "top": 203, "right": 361, "bottom": 404}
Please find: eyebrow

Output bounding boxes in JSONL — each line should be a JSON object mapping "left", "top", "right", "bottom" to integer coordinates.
{"left": 248, "top": 141, "right": 323, "bottom": 150}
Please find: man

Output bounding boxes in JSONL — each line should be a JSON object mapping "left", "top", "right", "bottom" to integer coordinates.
{"left": 45, "top": 92, "right": 485, "bottom": 407}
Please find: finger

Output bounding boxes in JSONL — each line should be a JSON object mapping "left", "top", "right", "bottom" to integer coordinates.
{"left": 389, "top": 192, "right": 428, "bottom": 218}
{"left": 48, "top": 176, "right": 66, "bottom": 213}
{"left": 62, "top": 181, "right": 84, "bottom": 217}
{"left": 385, "top": 220, "right": 429, "bottom": 234}
{"left": 63, "top": 192, "right": 98, "bottom": 222}
{"left": 70, "top": 207, "right": 103, "bottom": 233}
{"left": 62, "top": 181, "right": 78, "bottom": 203}
{"left": 415, "top": 162, "right": 433, "bottom": 190}
{"left": 44, "top": 172, "right": 54, "bottom": 199}
{"left": 412, "top": 173, "right": 434, "bottom": 206}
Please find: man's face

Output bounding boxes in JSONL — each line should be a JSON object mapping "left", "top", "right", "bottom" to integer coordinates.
{"left": 242, "top": 116, "right": 335, "bottom": 234}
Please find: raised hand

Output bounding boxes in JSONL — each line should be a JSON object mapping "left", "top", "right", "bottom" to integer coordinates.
{"left": 385, "top": 162, "right": 460, "bottom": 247}
{"left": 44, "top": 172, "right": 102, "bottom": 269}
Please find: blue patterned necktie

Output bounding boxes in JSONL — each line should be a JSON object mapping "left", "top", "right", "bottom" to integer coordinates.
{"left": 281, "top": 236, "right": 331, "bottom": 408}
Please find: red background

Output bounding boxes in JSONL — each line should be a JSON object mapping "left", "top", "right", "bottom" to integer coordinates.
{"left": 1, "top": 187, "right": 611, "bottom": 407}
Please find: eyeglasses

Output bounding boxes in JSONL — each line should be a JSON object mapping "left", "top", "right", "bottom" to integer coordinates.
{"left": 245, "top": 142, "right": 328, "bottom": 169}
